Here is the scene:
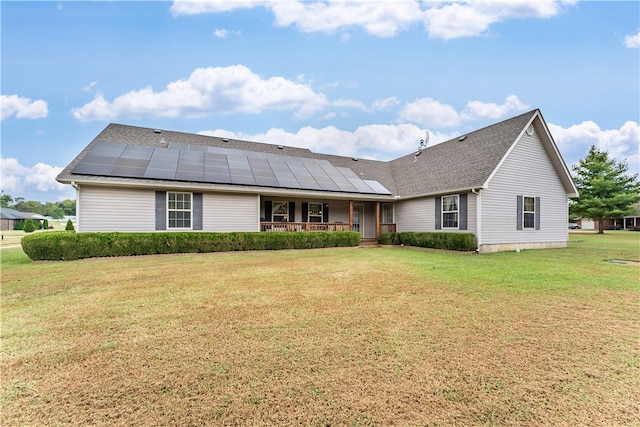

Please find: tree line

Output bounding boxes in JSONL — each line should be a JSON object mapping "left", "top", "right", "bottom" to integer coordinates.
{"left": 1, "top": 194, "right": 76, "bottom": 219}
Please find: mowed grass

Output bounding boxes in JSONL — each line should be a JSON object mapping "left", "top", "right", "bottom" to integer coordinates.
{"left": 1, "top": 232, "right": 639, "bottom": 426}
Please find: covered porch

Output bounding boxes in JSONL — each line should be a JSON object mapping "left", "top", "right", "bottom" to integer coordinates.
{"left": 260, "top": 198, "right": 396, "bottom": 240}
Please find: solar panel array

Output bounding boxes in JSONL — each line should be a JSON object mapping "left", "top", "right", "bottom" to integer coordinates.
{"left": 72, "top": 140, "right": 392, "bottom": 195}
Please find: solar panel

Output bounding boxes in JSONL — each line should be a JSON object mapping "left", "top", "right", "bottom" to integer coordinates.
{"left": 364, "top": 180, "right": 391, "bottom": 195}
{"left": 72, "top": 139, "right": 392, "bottom": 195}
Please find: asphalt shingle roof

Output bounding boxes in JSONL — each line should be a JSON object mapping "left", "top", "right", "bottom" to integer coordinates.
{"left": 57, "top": 110, "right": 542, "bottom": 199}
{"left": 0, "top": 208, "right": 32, "bottom": 220}
{"left": 389, "top": 109, "right": 537, "bottom": 197}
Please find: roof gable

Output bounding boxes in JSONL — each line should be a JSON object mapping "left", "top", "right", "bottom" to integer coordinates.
{"left": 388, "top": 110, "right": 537, "bottom": 198}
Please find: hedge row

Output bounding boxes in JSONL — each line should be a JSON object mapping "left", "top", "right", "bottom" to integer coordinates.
{"left": 379, "top": 231, "right": 477, "bottom": 251}
{"left": 21, "top": 231, "right": 361, "bottom": 261}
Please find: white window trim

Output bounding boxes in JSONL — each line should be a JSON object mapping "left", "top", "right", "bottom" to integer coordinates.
{"left": 167, "top": 191, "right": 193, "bottom": 230}
{"left": 272, "top": 201, "right": 289, "bottom": 222}
{"left": 442, "top": 194, "right": 459, "bottom": 229}
{"left": 308, "top": 202, "right": 323, "bottom": 223}
{"left": 523, "top": 195, "right": 536, "bottom": 229}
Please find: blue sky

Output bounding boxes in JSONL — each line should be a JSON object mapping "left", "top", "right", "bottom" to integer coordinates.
{"left": 2, "top": 0, "right": 639, "bottom": 202}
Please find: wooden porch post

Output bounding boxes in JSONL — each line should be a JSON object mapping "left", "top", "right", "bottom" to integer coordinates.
{"left": 375, "top": 201, "right": 380, "bottom": 240}
{"left": 349, "top": 200, "right": 353, "bottom": 231}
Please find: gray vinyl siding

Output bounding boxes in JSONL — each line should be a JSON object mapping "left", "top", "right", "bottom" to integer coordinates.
{"left": 395, "top": 193, "right": 476, "bottom": 234}
{"left": 78, "top": 186, "right": 155, "bottom": 232}
{"left": 481, "top": 130, "right": 568, "bottom": 245}
{"left": 202, "top": 193, "right": 259, "bottom": 232}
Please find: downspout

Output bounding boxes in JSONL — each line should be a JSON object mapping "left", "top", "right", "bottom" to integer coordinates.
{"left": 472, "top": 188, "right": 481, "bottom": 252}
{"left": 71, "top": 181, "right": 79, "bottom": 232}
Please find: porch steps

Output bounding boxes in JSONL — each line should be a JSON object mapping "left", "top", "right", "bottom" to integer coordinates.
{"left": 359, "top": 238, "right": 380, "bottom": 248}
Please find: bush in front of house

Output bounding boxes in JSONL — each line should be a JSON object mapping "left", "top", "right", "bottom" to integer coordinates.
{"left": 65, "top": 219, "right": 75, "bottom": 231}
{"left": 379, "top": 231, "right": 477, "bottom": 252}
{"left": 20, "top": 231, "right": 361, "bottom": 261}
{"left": 22, "top": 218, "right": 37, "bottom": 233}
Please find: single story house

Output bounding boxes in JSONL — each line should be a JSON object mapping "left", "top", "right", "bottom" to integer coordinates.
{"left": 0, "top": 208, "right": 42, "bottom": 231}
{"left": 56, "top": 109, "right": 579, "bottom": 253}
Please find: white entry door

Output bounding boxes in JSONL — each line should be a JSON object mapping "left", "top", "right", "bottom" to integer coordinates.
{"left": 352, "top": 205, "right": 364, "bottom": 235}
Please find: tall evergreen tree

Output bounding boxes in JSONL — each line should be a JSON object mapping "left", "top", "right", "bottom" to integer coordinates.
{"left": 571, "top": 146, "right": 640, "bottom": 234}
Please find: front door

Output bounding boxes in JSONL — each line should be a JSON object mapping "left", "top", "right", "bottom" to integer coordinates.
{"left": 352, "top": 204, "right": 364, "bottom": 235}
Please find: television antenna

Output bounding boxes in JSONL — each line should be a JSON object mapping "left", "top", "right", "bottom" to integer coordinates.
{"left": 419, "top": 130, "right": 429, "bottom": 151}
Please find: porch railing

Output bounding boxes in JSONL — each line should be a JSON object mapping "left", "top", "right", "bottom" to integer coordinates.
{"left": 260, "top": 222, "right": 351, "bottom": 232}
{"left": 260, "top": 222, "right": 397, "bottom": 233}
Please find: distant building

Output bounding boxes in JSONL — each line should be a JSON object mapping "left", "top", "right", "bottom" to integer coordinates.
{"left": 0, "top": 208, "right": 40, "bottom": 231}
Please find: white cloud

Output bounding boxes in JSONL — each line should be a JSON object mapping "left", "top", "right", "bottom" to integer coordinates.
{"left": 424, "top": 0, "right": 576, "bottom": 40}
{"left": 372, "top": 97, "right": 401, "bottom": 111}
{"left": 1, "top": 157, "right": 67, "bottom": 196}
{"left": 72, "top": 65, "right": 329, "bottom": 122}
{"left": 624, "top": 31, "right": 640, "bottom": 48}
{"left": 199, "top": 123, "right": 434, "bottom": 160}
{"left": 171, "top": 0, "right": 263, "bottom": 16}
{"left": 83, "top": 81, "right": 98, "bottom": 92}
{"left": 213, "top": 28, "right": 228, "bottom": 38}
{"left": 466, "top": 94, "right": 529, "bottom": 119}
{"left": 268, "top": 1, "right": 422, "bottom": 37}
{"left": 1, "top": 94, "right": 48, "bottom": 121}
{"left": 398, "top": 95, "right": 529, "bottom": 127}
{"left": 171, "top": 0, "right": 574, "bottom": 40}
{"left": 549, "top": 120, "right": 640, "bottom": 168}
{"left": 398, "top": 98, "right": 462, "bottom": 127}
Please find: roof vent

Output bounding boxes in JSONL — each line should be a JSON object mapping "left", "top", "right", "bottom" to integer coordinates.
{"left": 352, "top": 157, "right": 358, "bottom": 161}
{"left": 277, "top": 145, "right": 284, "bottom": 149}
{"left": 153, "top": 129, "right": 162, "bottom": 134}
{"left": 222, "top": 138, "right": 229, "bottom": 142}
{"left": 458, "top": 135, "right": 467, "bottom": 142}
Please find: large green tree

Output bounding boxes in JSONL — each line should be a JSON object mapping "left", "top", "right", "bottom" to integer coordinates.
{"left": 571, "top": 146, "right": 640, "bottom": 234}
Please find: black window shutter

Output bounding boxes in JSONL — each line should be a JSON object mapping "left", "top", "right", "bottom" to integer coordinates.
{"left": 459, "top": 193, "right": 467, "bottom": 230}
{"left": 193, "top": 193, "right": 203, "bottom": 230}
{"left": 435, "top": 196, "right": 442, "bottom": 230}
{"left": 302, "top": 202, "right": 308, "bottom": 222}
{"left": 516, "top": 195, "right": 523, "bottom": 230}
{"left": 155, "top": 191, "right": 166, "bottom": 230}
{"left": 535, "top": 197, "right": 541, "bottom": 230}
{"left": 289, "top": 202, "right": 295, "bottom": 222}
{"left": 323, "top": 204, "right": 329, "bottom": 223}
{"left": 264, "top": 200, "right": 272, "bottom": 221}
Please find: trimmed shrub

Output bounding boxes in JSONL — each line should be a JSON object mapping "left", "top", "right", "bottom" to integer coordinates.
{"left": 13, "top": 220, "right": 24, "bottom": 231}
{"left": 379, "top": 231, "right": 476, "bottom": 252}
{"left": 20, "top": 231, "right": 361, "bottom": 261}
{"left": 23, "top": 218, "right": 37, "bottom": 233}
{"left": 43, "top": 219, "right": 49, "bottom": 229}
{"left": 65, "top": 219, "right": 75, "bottom": 231}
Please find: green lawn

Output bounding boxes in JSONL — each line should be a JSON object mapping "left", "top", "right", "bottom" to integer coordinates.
{"left": 1, "top": 232, "right": 639, "bottom": 425}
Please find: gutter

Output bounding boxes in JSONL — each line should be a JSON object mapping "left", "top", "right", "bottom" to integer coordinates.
{"left": 472, "top": 188, "right": 482, "bottom": 252}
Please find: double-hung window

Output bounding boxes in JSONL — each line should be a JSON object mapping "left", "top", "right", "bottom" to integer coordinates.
{"left": 167, "top": 192, "right": 192, "bottom": 229}
{"left": 308, "top": 203, "right": 323, "bottom": 222}
{"left": 442, "top": 195, "right": 459, "bottom": 229}
{"left": 523, "top": 196, "right": 536, "bottom": 229}
{"left": 272, "top": 201, "right": 289, "bottom": 222}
